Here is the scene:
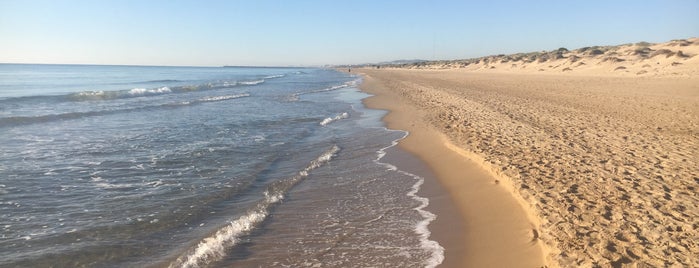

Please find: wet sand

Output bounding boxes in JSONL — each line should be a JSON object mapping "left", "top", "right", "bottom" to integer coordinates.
{"left": 380, "top": 146, "right": 467, "bottom": 268}
{"left": 360, "top": 75, "right": 547, "bottom": 267}
{"left": 356, "top": 66, "right": 698, "bottom": 267}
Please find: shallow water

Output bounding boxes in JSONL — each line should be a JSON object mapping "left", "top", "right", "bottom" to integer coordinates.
{"left": 0, "top": 64, "right": 442, "bottom": 267}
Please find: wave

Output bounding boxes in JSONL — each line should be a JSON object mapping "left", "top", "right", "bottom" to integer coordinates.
{"left": 319, "top": 112, "right": 349, "bottom": 126}
{"left": 62, "top": 80, "right": 260, "bottom": 102}
{"left": 287, "top": 79, "right": 360, "bottom": 101}
{"left": 92, "top": 177, "right": 164, "bottom": 191}
{"left": 128, "top": 86, "right": 172, "bottom": 96}
{"left": 238, "top": 79, "right": 265, "bottom": 86}
{"left": 2, "top": 71, "right": 295, "bottom": 104}
{"left": 215, "top": 79, "right": 265, "bottom": 87}
{"left": 67, "top": 87, "right": 169, "bottom": 101}
{"left": 374, "top": 130, "right": 444, "bottom": 268}
{"left": 263, "top": 74, "right": 285, "bottom": 79}
{"left": 308, "top": 84, "right": 350, "bottom": 94}
{"left": 0, "top": 94, "right": 250, "bottom": 127}
{"left": 169, "top": 145, "right": 341, "bottom": 268}
{"left": 197, "top": 94, "right": 250, "bottom": 102}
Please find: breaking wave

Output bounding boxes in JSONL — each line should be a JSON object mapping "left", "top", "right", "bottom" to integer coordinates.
{"left": 128, "top": 86, "right": 172, "bottom": 96}
{"left": 319, "top": 112, "right": 349, "bottom": 126}
{"left": 197, "top": 94, "right": 250, "bottom": 102}
{"left": 286, "top": 78, "right": 361, "bottom": 101}
{"left": 169, "top": 145, "right": 341, "bottom": 268}
{"left": 238, "top": 80, "right": 265, "bottom": 86}
{"left": 65, "top": 80, "right": 261, "bottom": 102}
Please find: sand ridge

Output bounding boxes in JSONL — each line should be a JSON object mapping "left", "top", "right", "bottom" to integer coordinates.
{"left": 381, "top": 37, "right": 699, "bottom": 78}
{"left": 355, "top": 44, "right": 698, "bottom": 266}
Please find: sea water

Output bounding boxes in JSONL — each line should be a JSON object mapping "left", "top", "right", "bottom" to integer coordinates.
{"left": 0, "top": 64, "right": 443, "bottom": 267}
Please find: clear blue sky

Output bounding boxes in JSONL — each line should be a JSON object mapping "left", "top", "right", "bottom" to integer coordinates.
{"left": 1, "top": 0, "right": 698, "bottom": 66}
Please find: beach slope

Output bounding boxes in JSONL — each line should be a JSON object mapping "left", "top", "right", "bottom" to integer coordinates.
{"left": 355, "top": 37, "right": 699, "bottom": 267}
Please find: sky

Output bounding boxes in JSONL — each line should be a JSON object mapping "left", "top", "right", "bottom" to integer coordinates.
{"left": 1, "top": 0, "right": 698, "bottom": 67}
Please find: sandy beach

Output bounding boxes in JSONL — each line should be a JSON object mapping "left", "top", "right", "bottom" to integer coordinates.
{"left": 356, "top": 38, "right": 699, "bottom": 267}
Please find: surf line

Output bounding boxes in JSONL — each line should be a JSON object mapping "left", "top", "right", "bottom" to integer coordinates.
{"left": 169, "top": 145, "right": 341, "bottom": 268}
{"left": 373, "top": 128, "right": 445, "bottom": 268}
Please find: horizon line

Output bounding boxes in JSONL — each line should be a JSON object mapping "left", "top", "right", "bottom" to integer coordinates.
{"left": 0, "top": 62, "right": 319, "bottom": 69}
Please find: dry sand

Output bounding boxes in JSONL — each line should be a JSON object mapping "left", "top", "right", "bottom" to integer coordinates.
{"left": 355, "top": 38, "right": 698, "bottom": 267}
{"left": 390, "top": 37, "right": 699, "bottom": 78}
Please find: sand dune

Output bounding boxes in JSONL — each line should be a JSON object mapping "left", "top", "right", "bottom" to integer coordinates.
{"left": 383, "top": 37, "right": 699, "bottom": 78}
{"left": 355, "top": 38, "right": 698, "bottom": 267}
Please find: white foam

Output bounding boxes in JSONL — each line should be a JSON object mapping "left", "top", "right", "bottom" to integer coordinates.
{"left": 147, "top": 180, "right": 164, "bottom": 187}
{"left": 76, "top": 90, "right": 105, "bottom": 97}
{"left": 169, "top": 145, "right": 340, "bottom": 268}
{"left": 327, "top": 84, "right": 349, "bottom": 91}
{"left": 373, "top": 129, "right": 445, "bottom": 268}
{"left": 128, "top": 86, "right": 171, "bottom": 96}
{"left": 94, "top": 182, "right": 140, "bottom": 190}
{"left": 298, "top": 145, "right": 339, "bottom": 176}
{"left": 198, "top": 93, "right": 250, "bottom": 102}
{"left": 319, "top": 112, "right": 349, "bottom": 126}
{"left": 239, "top": 80, "right": 264, "bottom": 86}
{"left": 176, "top": 210, "right": 265, "bottom": 268}
{"left": 128, "top": 88, "right": 147, "bottom": 95}
{"left": 264, "top": 74, "right": 285, "bottom": 79}
{"left": 93, "top": 177, "right": 164, "bottom": 191}
{"left": 69, "top": 90, "right": 118, "bottom": 100}
{"left": 297, "top": 82, "right": 352, "bottom": 96}
{"left": 252, "top": 135, "right": 266, "bottom": 143}
{"left": 345, "top": 79, "right": 360, "bottom": 87}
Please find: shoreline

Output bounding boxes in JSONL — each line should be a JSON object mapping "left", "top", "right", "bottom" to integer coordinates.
{"left": 357, "top": 72, "right": 547, "bottom": 267}
{"left": 379, "top": 144, "right": 465, "bottom": 268}
{"left": 353, "top": 67, "right": 698, "bottom": 267}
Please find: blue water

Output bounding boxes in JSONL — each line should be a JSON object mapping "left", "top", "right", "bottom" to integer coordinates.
{"left": 0, "top": 64, "right": 442, "bottom": 267}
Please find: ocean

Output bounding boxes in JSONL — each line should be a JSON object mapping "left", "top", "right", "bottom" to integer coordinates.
{"left": 0, "top": 64, "right": 443, "bottom": 267}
